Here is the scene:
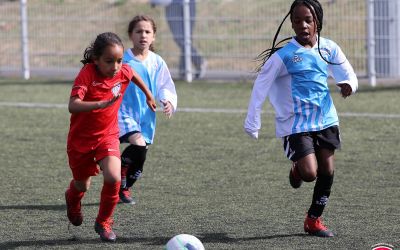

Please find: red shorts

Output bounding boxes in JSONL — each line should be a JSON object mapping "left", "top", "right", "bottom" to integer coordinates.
{"left": 67, "top": 136, "right": 121, "bottom": 181}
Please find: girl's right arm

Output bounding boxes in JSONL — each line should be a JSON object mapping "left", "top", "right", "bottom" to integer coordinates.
{"left": 68, "top": 95, "right": 120, "bottom": 113}
{"left": 244, "top": 55, "right": 281, "bottom": 139}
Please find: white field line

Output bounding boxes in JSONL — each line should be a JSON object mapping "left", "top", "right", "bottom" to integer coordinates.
{"left": 1, "top": 101, "right": 400, "bottom": 119}
{"left": 0, "top": 101, "right": 67, "bottom": 109}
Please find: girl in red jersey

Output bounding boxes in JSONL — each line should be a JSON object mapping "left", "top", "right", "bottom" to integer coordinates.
{"left": 65, "top": 32, "right": 156, "bottom": 242}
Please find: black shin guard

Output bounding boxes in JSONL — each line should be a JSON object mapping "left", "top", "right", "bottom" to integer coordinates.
{"left": 121, "top": 144, "right": 148, "bottom": 188}
{"left": 308, "top": 173, "right": 334, "bottom": 218}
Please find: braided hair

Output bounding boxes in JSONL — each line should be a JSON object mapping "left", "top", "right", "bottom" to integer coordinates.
{"left": 256, "top": 0, "right": 339, "bottom": 72}
{"left": 81, "top": 32, "right": 124, "bottom": 65}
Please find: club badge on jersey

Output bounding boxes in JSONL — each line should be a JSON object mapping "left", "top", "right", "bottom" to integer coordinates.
{"left": 112, "top": 83, "right": 121, "bottom": 97}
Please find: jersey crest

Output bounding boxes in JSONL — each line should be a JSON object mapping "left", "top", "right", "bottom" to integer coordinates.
{"left": 111, "top": 82, "right": 121, "bottom": 97}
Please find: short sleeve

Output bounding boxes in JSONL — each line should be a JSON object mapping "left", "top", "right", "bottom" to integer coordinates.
{"left": 121, "top": 64, "right": 134, "bottom": 83}
{"left": 70, "top": 65, "right": 92, "bottom": 100}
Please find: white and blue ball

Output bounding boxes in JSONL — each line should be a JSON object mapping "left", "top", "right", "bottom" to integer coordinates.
{"left": 165, "top": 234, "right": 205, "bottom": 250}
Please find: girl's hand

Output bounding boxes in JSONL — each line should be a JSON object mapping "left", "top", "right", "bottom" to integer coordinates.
{"left": 98, "top": 94, "right": 121, "bottom": 109}
{"left": 68, "top": 94, "right": 121, "bottom": 113}
{"left": 160, "top": 100, "right": 173, "bottom": 119}
{"left": 146, "top": 97, "right": 157, "bottom": 112}
{"left": 337, "top": 83, "right": 352, "bottom": 98}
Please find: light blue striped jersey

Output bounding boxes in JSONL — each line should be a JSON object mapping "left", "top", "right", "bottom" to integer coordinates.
{"left": 244, "top": 37, "right": 358, "bottom": 138}
{"left": 118, "top": 50, "right": 177, "bottom": 144}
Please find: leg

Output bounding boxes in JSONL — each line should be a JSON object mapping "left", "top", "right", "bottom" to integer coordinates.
{"left": 95, "top": 156, "right": 121, "bottom": 242}
{"left": 124, "top": 144, "right": 148, "bottom": 187}
{"left": 304, "top": 148, "right": 335, "bottom": 237}
{"left": 65, "top": 177, "right": 90, "bottom": 226}
{"left": 120, "top": 133, "right": 148, "bottom": 204}
{"left": 166, "top": 2, "right": 185, "bottom": 74}
{"left": 308, "top": 148, "right": 335, "bottom": 218}
{"left": 65, "top": 149, "right": 95, "bottom": 227}
{"left": 296, "top": 153, "right": 318, "bottom": 182}
{"left": 73, "top": 178, "right": 91, "bottom": 192}
{"left": 308, "top": 126, "right": 339, "bottom": 216}
{"left": 284, "top": 133, "right": 317, "bottom": 188}
{"left": 125, "top": 132, "right": 147, "bottom": 187}
{"left": 189, "top": 0, "right": 201, "bottom": 68}
{"left": 188, "top": 0, "right": 206, "bottom": 75}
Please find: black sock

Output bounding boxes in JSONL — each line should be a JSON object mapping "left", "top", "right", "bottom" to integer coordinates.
{"left": 121, "top": 145, "right": 148, "bottom": 187}
{"left": 308, "top": 173, "right": 334, "bottom": 218}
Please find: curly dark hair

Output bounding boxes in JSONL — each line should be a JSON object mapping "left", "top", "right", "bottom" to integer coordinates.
{"left": 80, "top": 32, "right": 124, "bottom": 65}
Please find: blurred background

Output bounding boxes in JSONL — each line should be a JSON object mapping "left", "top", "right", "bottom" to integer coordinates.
{"left": 0, "top": 0, "right": 399, "bottom": 85}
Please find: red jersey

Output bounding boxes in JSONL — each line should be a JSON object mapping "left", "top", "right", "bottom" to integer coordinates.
{"left": 67, "top": 63, "right": 134, "bottom": 152}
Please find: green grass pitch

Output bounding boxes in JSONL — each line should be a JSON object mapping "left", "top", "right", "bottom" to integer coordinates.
{"left": 0, "top": 79, "right": 399, "bottom": 249}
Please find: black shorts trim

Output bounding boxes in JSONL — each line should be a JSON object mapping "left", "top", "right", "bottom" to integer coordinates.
{"left": 119, "top": 131, "right": 140, "bottom": 143}
{"left": 283, "top": 126, "right": 341, "bottom": 161}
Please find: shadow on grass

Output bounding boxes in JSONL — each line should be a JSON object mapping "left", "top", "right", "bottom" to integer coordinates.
{"left": 0, "top": 203, "right": 98, "bottom": 211}
{"left": 199, "top": 232, "right": 306, "bottom": 243}
{"left": 0, "top": 232, "right": 307, "bottom": 249}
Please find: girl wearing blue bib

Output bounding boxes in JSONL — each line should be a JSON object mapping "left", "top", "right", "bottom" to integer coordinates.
{"left": 244, "top": 0, "right": 358, "bottom": 237}
{"left": 118, "top": 15, "right": 177, "bottom": 205}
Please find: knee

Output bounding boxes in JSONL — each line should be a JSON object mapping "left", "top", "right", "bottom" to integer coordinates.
{"left": 104, "top": 171, "right": 121, "bottom": 184}
{"left": 121, "top": 144, "right": 148, "bottom": 168}
{"left": 298, "top": 165, "right": 317, "bottom": 182}
{"left": 302, "top": 169, "right": 318, "bottom": 182}
{"left": 74, "top": 180, "right": 90, "bottom": 192}
{"left": 111, "top": 175, "right": 121, "bottom": 184}
{"left": 80, "top": 185, "right": 90, "bottom": 192}
{"left": 319, "top": 167, "right": 335, "bottom": 177}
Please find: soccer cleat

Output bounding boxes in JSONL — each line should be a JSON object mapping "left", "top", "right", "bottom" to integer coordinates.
{"left": 95, "top": 219, "right": 117, "bottom": 242}
{"left": 289, "top": 162, "right": 303, "bottom": 188}
{"left": 119, "top": 187, "right": 136, "bottom": 205}
{"left": 304, "top": 216, "right": 334, "bottom": 237}
{"left": 65, "top": 190, "right": 83, "bottom": 226}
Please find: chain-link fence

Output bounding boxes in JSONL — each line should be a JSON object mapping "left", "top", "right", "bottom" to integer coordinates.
{"left": 1, "top": 0, "right": 399, "bottom": 84}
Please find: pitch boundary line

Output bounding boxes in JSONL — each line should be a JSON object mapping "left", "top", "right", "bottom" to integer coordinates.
{"left": 1, "top": 101, "right": 400, "bottom": 119}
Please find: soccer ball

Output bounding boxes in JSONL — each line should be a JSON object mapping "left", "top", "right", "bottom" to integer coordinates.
{"left": 165, "top": 234, "right": 205, "bottom": 250}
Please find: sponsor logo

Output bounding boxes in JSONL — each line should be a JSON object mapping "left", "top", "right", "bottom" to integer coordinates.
{"left": 319, "top": 47, "right": 331, "bottom": 57}
{"left": 292, "top": 55, "right": 303, "bottom": 63}
{"left": 316, "top": 195, "right": 329, "bottom": 206}
{"left": 91, "top": 81, "right": 103, "bottom": 86}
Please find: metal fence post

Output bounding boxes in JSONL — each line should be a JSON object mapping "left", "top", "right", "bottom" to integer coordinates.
{"left": 20, "top": 0, "right": 30, "bottom": 80}
{"left": 183, "top": 0, "right": 192, "bottom": 82}
{"left": 367, "top": 0, "right": 376, "bottom": 87}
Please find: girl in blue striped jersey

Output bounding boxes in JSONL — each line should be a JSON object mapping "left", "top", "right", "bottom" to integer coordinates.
{"left": 118, "top": 15, "right": 177, "bottom": 205}
{"left": 244, "top": 0, "right": 357, "bottom": 237}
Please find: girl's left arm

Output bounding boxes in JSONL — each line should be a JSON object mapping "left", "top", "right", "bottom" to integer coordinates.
{"left": 156, "top": 61, "right": 178, "bottom": 116}
{"left": 329, "top": 44, "right": 358, "bottom": 97}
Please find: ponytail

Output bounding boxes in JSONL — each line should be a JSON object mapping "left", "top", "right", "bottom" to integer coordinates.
{"left": 80, "top": 32, "right": 124, "bottom": 65}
